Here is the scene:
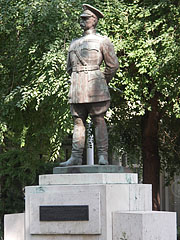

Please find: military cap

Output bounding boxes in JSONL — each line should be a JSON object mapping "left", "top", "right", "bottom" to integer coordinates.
{"left": 80, "top": 4, "right": 104, "bottom": 19}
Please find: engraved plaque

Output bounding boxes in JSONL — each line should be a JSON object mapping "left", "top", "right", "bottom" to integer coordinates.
{"left": 40, "top": 205, "right": 89, "bottom": 221}
{"left": 29, "top": 192, "right": 101, "bottom": 234}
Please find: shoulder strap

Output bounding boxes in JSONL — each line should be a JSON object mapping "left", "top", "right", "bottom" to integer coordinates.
{"left": 74, "top": 48, "right": 88, "bottom": 66}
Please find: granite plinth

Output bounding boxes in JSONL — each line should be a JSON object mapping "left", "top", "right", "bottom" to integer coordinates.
{"left": 39, "top": 173, "right": 138, "bottom": 185}
{"left": 113, "top": 211, "right": 177, "bottom": 240}
{"left": 25, "top": 183, "right": 152, "bottom": 240}
{"left": 53, "top": 165, "right": 129, "bottom": 174}
{"left": 4, "top": 213, "right": 25, "bottom": 240}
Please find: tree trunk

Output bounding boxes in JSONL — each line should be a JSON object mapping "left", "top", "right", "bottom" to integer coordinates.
{"left": 142, "top": 94, "right": 160, "bottom": 210}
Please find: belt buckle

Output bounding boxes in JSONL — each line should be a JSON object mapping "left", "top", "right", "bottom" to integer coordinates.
{"left": 84, "top": 65, "right": 88, "bottom": 74}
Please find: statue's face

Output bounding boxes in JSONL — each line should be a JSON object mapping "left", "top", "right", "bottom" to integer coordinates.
{"left": 80, "top": 16, "right": 96, "bottom": 31}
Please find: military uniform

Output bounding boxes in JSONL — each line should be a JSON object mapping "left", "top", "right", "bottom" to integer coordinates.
{"left": 67, "top": 29, "right": 119, "bottom": 103}
{"left": 60, "top": 4, "right": 119, "bottom": 166}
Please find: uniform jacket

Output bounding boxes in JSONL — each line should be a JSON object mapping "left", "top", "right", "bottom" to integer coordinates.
{"left": 67, "top": 29, "right": 119, "bottom": 103}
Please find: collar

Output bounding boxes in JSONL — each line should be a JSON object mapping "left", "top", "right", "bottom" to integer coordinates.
{"left": 83, "top": 29, "right": 96, "bottom": 36}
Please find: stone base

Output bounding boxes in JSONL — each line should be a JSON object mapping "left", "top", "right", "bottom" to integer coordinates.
{"left": 24, "top": 173, "right": 152, "bottom": 240}
{"left": 53, "top": 165, "right": 131, "bottom": 174}
{"left": 113, "top": 211, "right": 177, "bottom": 240}
{"left": 39, "top": 172, "right": 138, "bottom": 185}
{"left": 4, "top": 213, "right": 25, "bottom": 240}
{"left": 4, "top": 172, "right": 177, "bottom": 240}
{"left": 4, "top": 210, "right": 177, "bottom": 240}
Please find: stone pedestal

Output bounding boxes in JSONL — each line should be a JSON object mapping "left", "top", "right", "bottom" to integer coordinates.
{"left": 25, "top": 172, "right": 151, "bottom": 240}
{"left": 4, "top": 166, "right": 177, "bottom": 240}
{"left": 4, "top": 213, "right": 25, "bottom": 240}
{"left": 113, "top": 211, "right": 177, "bottom": 240}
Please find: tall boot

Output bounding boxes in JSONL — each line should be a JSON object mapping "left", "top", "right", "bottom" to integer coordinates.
{"left": 92, "top": 114, "right": 109, "bottom": 165}
{"left": 60, "top": 117, "right": 85, "bottom": 167}
{"left": 59, "top": 154, "right": 82, "bottom": 167}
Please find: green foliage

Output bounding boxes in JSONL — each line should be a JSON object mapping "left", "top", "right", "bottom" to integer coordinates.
{"left": 101, "top": 0, "right": 180, "bottom": 114}
{"left": 177, "top": 226, "right": 180, "bottom": 240}
{"left": 0, "top": 0, "right": 83, "bottom": 236}
{"left": 0, "top": 149, "right": 57, "bottom": 238}
{"left": 1, "top": 0, "right": 179, "bottom": 171}
{"left": 159, "top": 116, "right": 180, "bottom": 183}
{"left": 100, "top": 0, "right": 180, "bottom": 178}
{"left": 0, "top": 0, "right": 84, "bottom": 160}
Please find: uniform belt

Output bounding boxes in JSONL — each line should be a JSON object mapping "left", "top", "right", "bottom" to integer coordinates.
{"left": 72, "top": 65, "right": 99, "bottom": 73}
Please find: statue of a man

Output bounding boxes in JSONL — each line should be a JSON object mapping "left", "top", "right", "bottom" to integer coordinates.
{"left": 60, "top": 4, "right": 119, "bottom": 167}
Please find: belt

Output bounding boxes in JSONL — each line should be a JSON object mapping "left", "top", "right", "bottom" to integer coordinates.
{"left": 72, "top": 65, "right": 99, "bottom": 73}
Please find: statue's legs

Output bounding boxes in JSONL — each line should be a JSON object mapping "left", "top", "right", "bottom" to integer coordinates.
{"left": 91, "top": 113, "right": 108, "bottom": 165}
{"left": 59, "top": 101, "right": 110, "bottom": 166}
{"left": 71, "top": 117, "right": 86, "bottom": 159}
{"left": 88, "top": 100, "right": 110, "bottom": 165}
{"left": 59, "top": 105, "right": 87, "bottom": 167}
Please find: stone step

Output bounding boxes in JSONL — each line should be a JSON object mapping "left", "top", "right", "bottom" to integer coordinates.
{"left": 39, "top": 172, "right": 138, "bottom": 185}
{"left": 113, "top": 211, "right": 177, "bottom": 240}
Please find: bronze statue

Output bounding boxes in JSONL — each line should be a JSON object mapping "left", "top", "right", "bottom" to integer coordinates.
{"left": 60, "top": 4, "right": 119, "bottom": 167}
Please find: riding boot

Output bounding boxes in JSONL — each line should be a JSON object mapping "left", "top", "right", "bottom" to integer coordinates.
{"left": 60, "top": 117, "right": 85, "bottom": 167}
{"left": 59, "top": 154, "right": 82, "bottom": 167}
{"left": 98, "top": 153, "right": 108, "bottom": 165}
{"left": 92, "top": 114, "right": 109, "bottom": 165}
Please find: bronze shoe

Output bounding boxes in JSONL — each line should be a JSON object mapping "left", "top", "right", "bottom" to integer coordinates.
{"left": 98, "top": 155, "right": 108, "bottom": 165}
{"left": 59, "top": 156, "right": 82, "bottom": 167}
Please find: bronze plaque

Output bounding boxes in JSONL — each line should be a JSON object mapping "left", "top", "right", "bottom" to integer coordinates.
{"left": 39, "top": 205, "right": 89, "bottom": 221}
